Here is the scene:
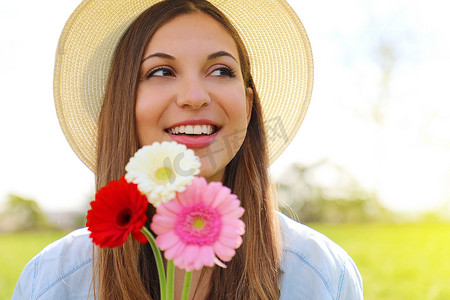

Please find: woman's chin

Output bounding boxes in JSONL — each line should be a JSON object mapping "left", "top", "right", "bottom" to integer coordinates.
{"left": 199, "top": 167, "right": 225, "bottom": 183}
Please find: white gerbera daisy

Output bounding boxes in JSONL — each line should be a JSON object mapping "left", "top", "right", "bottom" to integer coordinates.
{"left": 125, "top": 141, "right": 201, "bottom": 207}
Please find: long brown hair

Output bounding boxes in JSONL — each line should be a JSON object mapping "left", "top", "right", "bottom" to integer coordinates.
{"left": 95, "top": 0, "right": 280, "bottom": 299}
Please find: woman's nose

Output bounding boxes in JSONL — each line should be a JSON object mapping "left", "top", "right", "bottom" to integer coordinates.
{"left": 176, "top": 76, "right": 211, "bottom": 109}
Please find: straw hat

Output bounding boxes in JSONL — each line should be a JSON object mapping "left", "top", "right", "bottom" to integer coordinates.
{"left": 54, "top": 0, "right": 313, "bottom": 173}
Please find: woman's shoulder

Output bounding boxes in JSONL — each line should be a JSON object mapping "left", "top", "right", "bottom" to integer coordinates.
{"left": 278, "top": 212, "right": 363, "bottom": 299}
{"left": 12, "top": 228, "right": 94, "bottom": 300}
{"left": 278, "top": 212, "right": 349, "bottom": 260}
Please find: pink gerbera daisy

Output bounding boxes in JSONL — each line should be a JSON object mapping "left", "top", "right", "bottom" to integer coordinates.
{"left": 150, "top": 177, "right": 245, "bottom": 271}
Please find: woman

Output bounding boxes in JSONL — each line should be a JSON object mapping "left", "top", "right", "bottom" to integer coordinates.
{"left": 13, "top": 0, "right": 363, "bottom": 299}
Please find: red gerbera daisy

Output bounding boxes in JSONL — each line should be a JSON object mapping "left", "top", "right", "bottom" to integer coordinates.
{"left": 86, "top": 176, "right": 149, "bottom": 248}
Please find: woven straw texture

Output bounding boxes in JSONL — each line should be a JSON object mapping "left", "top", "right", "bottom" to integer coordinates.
{"left": 54, "top": 0, "right": 313, "bottom": 172}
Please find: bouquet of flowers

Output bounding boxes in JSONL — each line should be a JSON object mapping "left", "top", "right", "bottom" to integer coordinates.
{"left": 86, "top": 141, "right": 245, "bottom": 300}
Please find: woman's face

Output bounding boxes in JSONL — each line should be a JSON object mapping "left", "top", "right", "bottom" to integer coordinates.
{"left": 136, "top": 12, "right": 252, "bottom": 182}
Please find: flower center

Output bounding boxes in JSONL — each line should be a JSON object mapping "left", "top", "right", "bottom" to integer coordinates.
{"left": 175, "top": 203, "right": 221, "bottom": 246}
{"left": 116, "top": 208, "right": 133, "bottom": 227}
{"left": 193, "top": 218, "right": 205, "bottom": 229}
{"left": 155, "top": 167, "right": 173, "bottom": 182}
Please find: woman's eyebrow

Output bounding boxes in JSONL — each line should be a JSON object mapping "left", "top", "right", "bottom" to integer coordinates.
{"left": 207, "top": 51, "right": 238, "bottom": 63}
{"left": 141, "top": 51, "right": 237, "bottom": 63}
{"left": 141, "top": 52, "right": 175, "bottom": 63}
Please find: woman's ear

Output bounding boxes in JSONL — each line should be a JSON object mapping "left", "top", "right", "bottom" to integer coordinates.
{"left": 246, "top": 87, "right": 253, "bottom": 124}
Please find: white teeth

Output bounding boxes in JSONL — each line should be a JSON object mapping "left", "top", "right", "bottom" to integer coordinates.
{"left": 168, "top": 124, "right": 215, "bottom": 135}
{"left": 185, "top": 125, "right": 194, "bottom": 134}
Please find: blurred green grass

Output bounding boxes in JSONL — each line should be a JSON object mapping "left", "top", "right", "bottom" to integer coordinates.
{"left": 310, "top": 222, "right": 450, "bottom": 300}
{"left": 1, "top": 224, "right": 450, "bottom": 299}
{"left": 0, "top": 231, "right": 69, "bottom": 300}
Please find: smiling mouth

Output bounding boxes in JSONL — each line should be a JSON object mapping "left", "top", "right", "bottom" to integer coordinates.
{"left": 165, "top": 124, "right": 219, "bottom": 136}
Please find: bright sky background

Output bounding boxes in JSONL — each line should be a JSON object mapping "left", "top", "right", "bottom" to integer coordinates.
{"left": 1, "top": 0, "right": 449, "bottom": 214}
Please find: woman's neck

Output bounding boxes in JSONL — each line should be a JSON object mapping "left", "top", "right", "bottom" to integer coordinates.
{"left": 174, "top": 266, "right": 213, "bottom": 300}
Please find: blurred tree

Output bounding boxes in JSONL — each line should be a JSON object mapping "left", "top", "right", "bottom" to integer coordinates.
{"left": 275, "top": 160, "right": 393, "bottom": 223}
{"left": 72, "top": 212, "right": 87, "bottom": 229}
{"left": 0, "top": 194, "right": 54, "bottom": 232}
{"left": 44, "top": 192, "right": 92, "bottom": 230}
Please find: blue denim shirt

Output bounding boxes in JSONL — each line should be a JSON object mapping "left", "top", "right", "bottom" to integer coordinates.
{"left": 12, "top": 213, "right": 363, "bottom": 299}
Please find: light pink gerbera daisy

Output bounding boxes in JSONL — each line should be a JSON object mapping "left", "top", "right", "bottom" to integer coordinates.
{"left": 150, "top": 177, "right": 245, "bottom": 271}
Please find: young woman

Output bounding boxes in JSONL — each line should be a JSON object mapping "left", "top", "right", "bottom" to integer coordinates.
{"left": 13, "top": 0, "right": 363, "bottom": 299}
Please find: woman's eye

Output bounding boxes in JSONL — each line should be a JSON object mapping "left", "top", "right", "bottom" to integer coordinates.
{"left": 210, "top": 67, "right": 236, "bottom": 78}
{"left": 145, "top": 67, "right": 174, "bottom": 78}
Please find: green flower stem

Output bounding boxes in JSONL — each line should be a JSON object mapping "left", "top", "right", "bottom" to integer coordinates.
{"left": 181, "top": 271, "right": 192, "bottom": 300}
{"left": 166, "top": 260, "right": 175, "bottom": 300}
{"left": 141, "top": 227, "right": 166, "bottom": 300}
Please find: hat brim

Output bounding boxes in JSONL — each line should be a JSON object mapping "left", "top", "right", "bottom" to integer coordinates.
{"left": 54, "top": 0, "right": 313, "bottom": 172}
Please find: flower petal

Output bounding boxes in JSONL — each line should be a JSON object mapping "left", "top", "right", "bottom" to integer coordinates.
{"left": 150, "top": 221, "right": 171, "bottom": 234}
{"left": 152, "top": 214, "right": 176, "bottom": 228}
{"left": 214, "top": 258, "right": 227, "bottom": 268}
{"left": 200, "top": 182, "right": 220, "bottom": 205}
{"left": 132, "top": 231, "right": 148, "bottom": 244}
{"left": 218, "top": 234, "right": 243, "bottom": 249}
{"left": 220, "top": 224, "right": 245, "bottom": 238}
{"left": 213, "top": 241, "right": 236, "bottom": 262}
{"left": 162, "top": 200, "right": 182, "bottom": 215}
{"left": 155, "top": 231, "right": 180, "bottom": 251}
{"left": 210, "top": 187, "right": 231, "bottom": 208}
{"left": 183, "top": 244, "right": 200, "bottom": 265}
{"left": 165, "top": 240, "right": 186, "bottom": 260}
{"left": 197, "top": 246, "right": 215, "bottom": 269}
